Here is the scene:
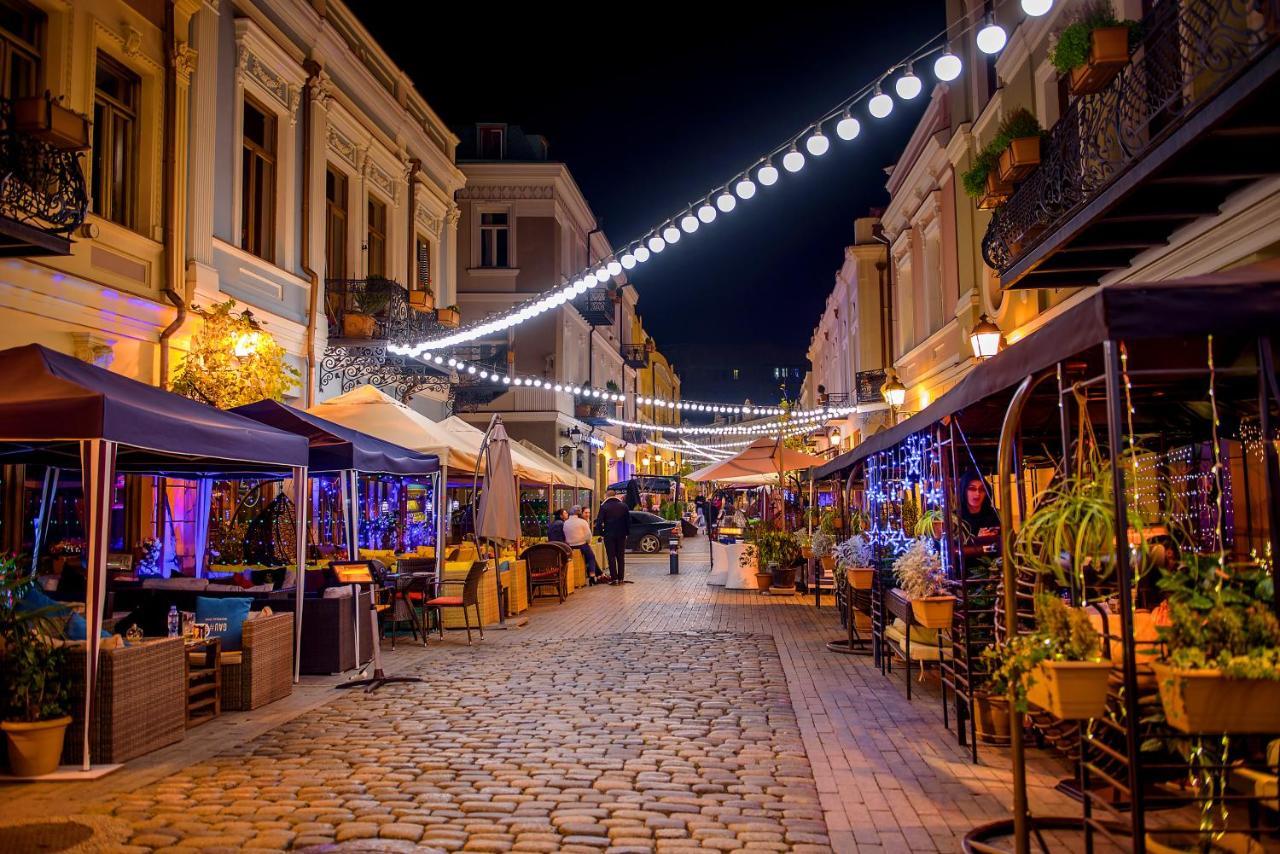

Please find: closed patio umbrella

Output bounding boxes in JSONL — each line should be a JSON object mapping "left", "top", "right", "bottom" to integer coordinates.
{"left": 475, "top": 416, "right": 520, "bottom": 625}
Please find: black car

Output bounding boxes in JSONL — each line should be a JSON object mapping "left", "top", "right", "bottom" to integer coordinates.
{"left": 627, "top": 511, "right": 679, "bottom": 553}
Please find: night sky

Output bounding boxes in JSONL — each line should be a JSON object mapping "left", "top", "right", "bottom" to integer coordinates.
{"left": 353, "top": 2, "right": 945, "bottom": 401}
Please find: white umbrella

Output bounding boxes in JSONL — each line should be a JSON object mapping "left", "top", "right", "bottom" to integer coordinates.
{"left": 475, "top": 416, "right": 520, "bottom": 625}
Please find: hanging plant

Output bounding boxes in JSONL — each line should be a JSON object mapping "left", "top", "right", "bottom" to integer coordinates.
{"left": 172, "top": 300, "right": 300, "bottom": 410}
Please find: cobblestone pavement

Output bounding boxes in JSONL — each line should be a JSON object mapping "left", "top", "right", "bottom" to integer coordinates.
{"left": 100, "top": 630, "right": 828, "bottom": 853}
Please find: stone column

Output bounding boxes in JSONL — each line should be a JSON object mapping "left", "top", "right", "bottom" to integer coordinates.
{"left": 185, "top": 0, "right": 220, "bottom": 299}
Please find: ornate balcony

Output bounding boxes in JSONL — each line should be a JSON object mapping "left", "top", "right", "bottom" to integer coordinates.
{"left": 621, "top": 343, "right": 650, "bottom": 368}
{"left": 572, "top": 289, "right": 615, "bottom": 326}
{"left": 855, "top": 370, "right": 886, "bottom": 404}
{"left": 982, "top": 0, "right": 1280, "bottom": 289}
{"left": 321, "top": 278, "right": 453, "bottom": 401}
{"left": 0, "top": 96, "right": 89, "bottom": 256}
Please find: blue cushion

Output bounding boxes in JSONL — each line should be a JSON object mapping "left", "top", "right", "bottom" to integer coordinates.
{"left": 18, "top": 585, "right": 69, "bottom": 617}
{"left": 65, "top": 612, "right": 110, "bottom": 641}
{"left": 195, "top": 596, "right": 253, "bottom": 652}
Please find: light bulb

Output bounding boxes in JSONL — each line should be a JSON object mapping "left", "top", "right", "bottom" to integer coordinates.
{"left": 934, "top": 50, "right": 962, "bottom": 81}
{"left": 584, "top": 272, "right": 599, "bottom": 288}
{"left": 573, "top": 278, "right": 588, "bottom": 294}
{"left": 697, "top": 203, "right": 717, "bottom": 224}
{"left": 620, "top": 253, "right": 636, "bottom": 269}
{"left": 1021, "top": 0, "right": 1052, "bottom": 16}
{"left": 869, "top": 87, "right": 893, "bottom": 118}
{"left": 735, "top": 177, "right": 756, "bottom": 199}
{"left": 635, "top": 245, "right": 650, "bottom": 263}
{"left": 596, "top": 266, "right": 610, "bottom": 280}
{"left": 805, "top": 129, "right": 829, "bottom": 156}
{"left": 782, "top": 146, "right": 805, "bottom": 172}
{"left": 663, "top": 225, "right": 681, "bottom": 244}
{"left": 894, "top": 68, "right": 922, "bottom": 100}
{"left": 607, "top": 260, "right": 622, "bottom": 276}
{"left": 757, "top": 160, "right": 779, "bottom": 186}
{"left": 716, "top": 191, "right": 736, "bottom": 213}
{"left": 836, "top": 112, "right": 861, "bottom": 140}
{"left": 976, "top": 21, "right": 1007, "bottom": 54}
{"left": 680, "top": 213, "right": 699, "bottom": 234}
{"left": 647, "top": 235, "right": 665, "bottom": 254}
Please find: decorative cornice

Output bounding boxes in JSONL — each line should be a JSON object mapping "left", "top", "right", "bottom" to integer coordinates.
{"left": 415, "top": 204, "right": 441, "bottom": 236}
{"left": 122, "top": 26, "right": 142, "bottom": 58}
{"left": 327, "top": 125, "right": 357, "bottom": 167}
{"left": 173, "top": 41, "right": 197, "bottom": 80}
{"left": 456, "top": 185, "right": 555, "bottom": 201}
{"left": 368, "top": 161, "right": 396, "bottom": 201}
{"left": 238, "top": 45, "right": 291, "bottom": 111}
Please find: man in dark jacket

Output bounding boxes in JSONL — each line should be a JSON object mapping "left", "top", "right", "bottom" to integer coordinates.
{"left": 547, "top": 508, "right": 568, "bottom": 543}
{"left": 595, "top": 490, "right": 632, "bottom": 584}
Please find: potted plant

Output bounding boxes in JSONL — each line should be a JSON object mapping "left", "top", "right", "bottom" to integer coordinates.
{"left": 796, "top": 530, "right": 814, "bottom": 560}
{"left": 971, "top": 666, "right": 1012, "bottom": 744}
{"left": 0, "top": 559, "right": 71, "bottom": 777}
{"left": 342, "top": 278, "right": 396, "bottom": 339}
{"left": 893, "top": 536, "right": 955, "bottom": 629}
{"left": 1051, "top": 0, "right": 1140, "bottom": 96}
{"left": 1013, "top": 458, "right": 1122, "bottom": 590}
{"left": 434, "top": 305, "right": 461, "bottom": 327}
{"left": 1150, "top": 555, "right": 1280, "bottom": 734}
{"left": 833, "top": 533, "right": 876, "bottom": 591}
{"left": 962, "top": 149, "right": 1013, "bottom": 210}
{"left": 408, "top": 287, "right": 435, "bottom": 312}
{"left": 983, "top": 593, "right": 1110, "bottom": 720}
{"left": 994, "top": 108, "right": 1043, "bottom": 184}
{"left": 739, "top": 544, "right": 771, "bottom": 592}
{"left": 916, "top": 508, "right": 945, "bottom": 541}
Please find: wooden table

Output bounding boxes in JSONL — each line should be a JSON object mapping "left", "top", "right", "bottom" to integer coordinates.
{"left": 184, "top": 637, "right": 221, "bottom": 728}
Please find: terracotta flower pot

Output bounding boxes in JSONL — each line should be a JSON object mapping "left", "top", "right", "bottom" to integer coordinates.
{"left": 1069, "top": 26, "right": 1131, "bottom": 96}
{"left": 1150, "top": 662, "right": 1280, "bottom": 734}
{"left": 342, "top": 313, "right": 377, "bottom": 339}
{"left": 2, "top": 716, "right": 71, "bottom": 777}
{"left": 910, "top": 595, "right": 955, "bottom": 629}
{"left": 801, "top": 547, "right": 814, "bottom": 559}
{"left": 973, "top": 691, "right": 1011, "bottom": 744}
{"left": 978, "top": 171, "right": 1013, "bottom": 210}
{"left": 1025, "top": 660, "right": 1111, "bottom": 720}
{"left": 408, "top": 290, "right": 435, "bottom": 312}
{"left": 997, "top": 136, "right": 1041, "bottom": 183}
{"left": 847, "top": 567, "right": 875, "bottom": 590}
{"left": 754, "top": 572, "right": 773, "bottom": 592}
{"left": 435, "top": 308, "right": 460, "bottom": 327}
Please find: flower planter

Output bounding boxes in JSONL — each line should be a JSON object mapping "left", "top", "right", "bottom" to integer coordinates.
{"left": 997, "top": 136, "right": 1041, "bottom": 184}
{"left": 932, "top": 519, "right": 945, "bottom": 539}
{"left": 1146, "top": 831, "right": 1265, "bottom": 854}
{"left": 1025, "top": 660, "right": 1111, "bottom": 720}
{"left": 408, "top": 290, "right": 435, "bottom": 312}
{"left": 342, "top": 313, "right": 377, "bottom": 339}
{"left": 434, "top": 308, "right": 460, "bottom": 327}
{"left": 847, "top": 567, "right": 875, "bottom": 590}
{"left": 977, "top": 172, "right": 1013, "bottom": 211}
{"left": 754, "top": 572, "right": 773, "bottom": 592}
{"left": 1068, "top": 27, "right": 1131, "bottom": 96}
{"left": 973, "top": 691, "right": 1011, "bottom": 744}
{"left": 910, "top": 595, "right": 955, "bottom": 629}
{"left": 11, "top": 96, "right": 90, "bottom": 150}
{"left": 2, "top": 716, "right": 72, "bottom": 777}
{"left": 801, "top": 546, "right": 814, "bottom": 560}
{"left": 1150, "top": 662, "right": 1280, "bottom": 734}
{"left": 771, "top": 565, "right": 797, "bottom": 591}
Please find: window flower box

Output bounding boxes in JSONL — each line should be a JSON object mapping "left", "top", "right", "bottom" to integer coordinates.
{"left": 997, "top": 136, "right": 1041, "bottom": 184}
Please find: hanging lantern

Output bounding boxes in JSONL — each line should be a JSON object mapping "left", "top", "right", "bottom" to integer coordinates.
{"left": 881, "top": 370, "right": 907, "bottom": 408}
{"left": 969, "top": 315, "right": 1003, "bottom": 360}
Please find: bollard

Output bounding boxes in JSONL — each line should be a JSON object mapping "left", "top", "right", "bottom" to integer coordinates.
{"left": 669, "top": 535, "right": 679, "bottom": 574}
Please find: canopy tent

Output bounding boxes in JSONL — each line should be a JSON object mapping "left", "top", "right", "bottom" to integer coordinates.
{"left": 306, "top": 385, "right": 478, "bottom": 472}
{"left": 0, "top": 344, "right": 311, "bottom": 770}
{"left": 518, "top": 439, "right": 593, "bottom": 490}
{"left": 687, "top": 436, "right": 824, "bottom": 482}
{"left": 439, "top": 416, "right": 561, "bottom": 486}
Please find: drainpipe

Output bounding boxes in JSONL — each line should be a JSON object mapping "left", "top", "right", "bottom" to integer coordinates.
{"left": 406, "top": 157, "right": 420, "bottom": 293}
{"left": 157, "top": 0, "right": 184, "bottom": 388}
{"left": 301, "top": 60, "right": 322, "bottom": 406}
{"left": 872, "top": 224, "right": 894, "bottom": 370}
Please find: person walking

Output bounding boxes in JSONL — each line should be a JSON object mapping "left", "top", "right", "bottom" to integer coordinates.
{"left": 547, "top": 508, "right": 568, "bottom": 543}
{"left": 703, "top": 493, "right": 721, "bottom": 537}
{"left": 594, "top": 489, "right": 631, "bottom": 584}
{"left": 563, "top": 505, "right": 601, "bottom": 583}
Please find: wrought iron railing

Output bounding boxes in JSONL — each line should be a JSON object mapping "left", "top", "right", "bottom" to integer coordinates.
{"left": 572, "top": 289, "right": 616, "bottom": 326}
{"left": 0, "top": 97, "right": 88, "bottom": 241}
{"left": 856, "top": 370, "right": 886, "bottom": 404}
{"left": 818, "top": 390, "right": 851, "bottom": 406}
{"left": 621, "top": 343, "right": 649, "bottom": 368}
{"left": 981, "top": 0, "right": 1278, "bottom": 275}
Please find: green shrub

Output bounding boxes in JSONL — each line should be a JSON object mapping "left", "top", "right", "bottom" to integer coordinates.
{"left": 1050, "top": 0, "right": 1140, "bottom": 74}
{"left": 961, "top": 108, "right": 1044, "bottom": 199}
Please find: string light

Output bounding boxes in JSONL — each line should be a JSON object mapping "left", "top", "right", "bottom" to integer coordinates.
{"left": 389, "top": 5, "right": 1025, "bottom": 355}
{"left": 608, "top": 407, "right": 856, "bottom": 436}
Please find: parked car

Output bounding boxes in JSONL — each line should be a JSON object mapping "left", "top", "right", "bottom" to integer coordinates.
{"left": 627, "top": 511, "right": 679, "bottom": 553}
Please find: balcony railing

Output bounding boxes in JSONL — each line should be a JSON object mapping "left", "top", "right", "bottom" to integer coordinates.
{"left": 817, "top": 391, "right": 851, "bottom": 407}
{"left": 572, "top": 289, "right": 615, "bottom": 326}
{"left": 982, "top": 0, "right": 1280, "bottom": 287}
{"left": 856, "top": 370, "right": 886, "bottom": 404}
{"left": 0, "top": 96, "right": 89, "bottom": 256}
{"left": 621, "top": 343, "right": 650, "bottom": 368}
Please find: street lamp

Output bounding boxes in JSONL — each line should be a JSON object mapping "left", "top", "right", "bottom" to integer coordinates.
{"left": 881, "top": 370, "right": 907, "bottom": 408}
{"left": 970, "top": 315, "right": 1003, "bottom": 360}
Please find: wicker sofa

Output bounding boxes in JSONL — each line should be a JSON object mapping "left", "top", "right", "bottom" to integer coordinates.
{"left": 62, "top": 637, "right": 186, "bottom": 765}
{"left": 221, "top": 611, "right": 294, "bottom": 711}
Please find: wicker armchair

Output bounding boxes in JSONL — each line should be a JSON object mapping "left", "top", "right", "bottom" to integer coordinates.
{"left": 221, "top": 612, "right": 294, "bottom": 711}
{"left": 522, "top": 543, "right": 568, "bottom": 603}
{"left": 62, "top": 637, "right": 186, "bottom": 765}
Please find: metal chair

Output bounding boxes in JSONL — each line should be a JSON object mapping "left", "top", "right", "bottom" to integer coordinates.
{"left": 424, "top": 561, "right": 486, "bottom": 645}
{"left": 521, "top": 542, "right": 568, "bottom": 603}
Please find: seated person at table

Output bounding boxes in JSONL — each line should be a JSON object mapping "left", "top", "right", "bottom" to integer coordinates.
{"left": 564, "top": 505, "right": 601, "bottom": 583}
{"left": 548, "top": 508, "right": 568, "bottom": 543}
{"left": 957, "top": 470, "right": 1000, "bottom": 556}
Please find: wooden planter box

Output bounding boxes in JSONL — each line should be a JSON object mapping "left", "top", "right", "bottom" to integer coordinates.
{"left": 997, "top": 136, "right": 1041, "bottom": 183}
{"left": 974, "top": 691, "right": 1011, "bottom": 744}
{"left": 12, "top": 96, "right": 90, "bottom": 150}
{"left": 977, "top": 172, "right": 1013, "bottom": 210}
{"left": 342, "top": 313, "right": 377, "bottom": 339}
{"left": 847, "top": 567, "right": 875, "bottom": 590}
{"left": 1069, "top": 26, "right": 1131, "bottom": 96}
{"left": 435, "top": 307, "right": 460, "bottom": 327}
{"left": 408, "top": 290, "right": 435, "bottom": 312}
{"left": 1025, "top": 659, "right": 1111, "bottom": 720}
{"left": 910, "top": 594, "right": 955, "bottom": 629}
{"left": 1151, "top": 662, "right": 1280, "bottom": 734}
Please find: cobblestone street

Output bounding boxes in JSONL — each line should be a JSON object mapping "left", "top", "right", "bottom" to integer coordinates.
{"left": 3, "top": 544, "right": 1082, "bottom": 852}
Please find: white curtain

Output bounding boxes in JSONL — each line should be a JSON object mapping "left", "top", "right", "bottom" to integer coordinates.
{"left": 192, "top": 479, "right": 213, "bottom": 578}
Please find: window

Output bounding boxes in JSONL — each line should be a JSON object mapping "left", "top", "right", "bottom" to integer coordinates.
{"left": 0, "top": 0, "right": 42, "bottom": 99}
{"left": 325, "top": 166, "right": 347, "bottom": 279}
{"left": 367, "top": 196, "right": 387, "bottom": 278}
{"left": 732, "top": 368, "right": 740, "bottom": 381}
{"left": 414, "top": 234, "right": 431, "bottom": 293}
{"left": 479, "top": 211, "right": 509, "bottom": 267}
{"left": 92, "top": 53, "right": 139, "bottom": 229}
{"left": 240, "top": 96, "right": 276, "bottom": 259}
{"left": 478, "top": 125, "right": 505, "bottom": 159}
